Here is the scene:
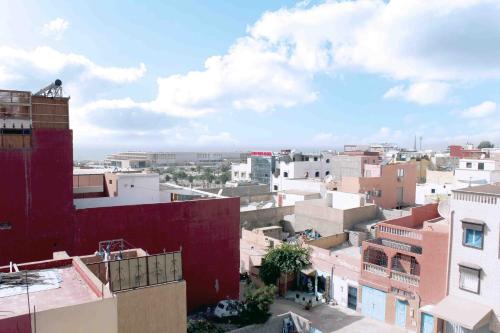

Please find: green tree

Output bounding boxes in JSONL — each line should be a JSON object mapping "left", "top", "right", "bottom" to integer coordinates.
{"left": 187, "top": 320, "right": 222, "bottom": 333}
{"left": 188, "top": 175, "right": 194, "bottom": 183}
{"left": 478, "top": 141, "right": 494, "bottom": 149}
{"left": 164, "top": 174, "right": 171, "bottom": 182}
{"left": 259, "top": 243, "right": 310, "bottom": 286}
{"left": 240, "top": 284, "right": 276, "bottom": 324}
{"left": 219, "top": 171, "right": 230, "bottom": 184}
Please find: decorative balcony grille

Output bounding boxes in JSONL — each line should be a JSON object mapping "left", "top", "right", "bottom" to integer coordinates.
{"left": 363, "top": 262, "right": 388, "bottom": 277}
{"left": 379, "top": 225, "right": 423, "bottom": 240}
{"left": 390, "top": 271, "right": 419, "bottom": 286}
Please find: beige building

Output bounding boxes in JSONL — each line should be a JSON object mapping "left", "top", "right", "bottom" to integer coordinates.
{"left": 0, "top": 248, "right": 186, "bottom": 333}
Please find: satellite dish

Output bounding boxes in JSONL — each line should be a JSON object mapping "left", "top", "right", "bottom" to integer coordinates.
{"left": 438, "top": 199, "right": 450, "bottom": 219}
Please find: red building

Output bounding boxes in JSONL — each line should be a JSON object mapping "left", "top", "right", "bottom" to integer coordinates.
{"left": 449, "top": 145, "right": 482, "bottom": 159}
{"left": 0, "top": 88, "right": 240, "bottom": 311}
{"left": 359, "top": 204, "right": 449, "bottom": 332}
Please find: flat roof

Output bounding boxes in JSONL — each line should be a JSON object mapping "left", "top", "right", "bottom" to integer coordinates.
{"left": 453, "top": 184, "right": 500, "bottom": 195}
{"left": 0, "top": 266, "right": 98, "bottom": 318}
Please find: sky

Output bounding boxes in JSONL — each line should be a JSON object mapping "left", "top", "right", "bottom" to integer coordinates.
{"left": 1, "top": 0, "right": 500, "bottom": 159}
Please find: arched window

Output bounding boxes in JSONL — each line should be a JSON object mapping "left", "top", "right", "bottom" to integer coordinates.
{"left": 315, "top": 171, "right": 320, "bottom": 177}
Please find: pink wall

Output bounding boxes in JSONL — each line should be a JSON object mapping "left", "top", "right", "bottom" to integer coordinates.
{"left": 341, "top": 163, "right": 416, "bottom": 209}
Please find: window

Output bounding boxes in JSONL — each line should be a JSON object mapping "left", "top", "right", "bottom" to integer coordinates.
{"left": 315, "top": 171, "right": 320, "bottom": 177}
{"left": 314, "top": 157, "right": 318, "bottom": 161}
{"left": 130, "top": 184, "right": 135, "bottom": 188}
{"left": 109, "top": 179, "right": 113, "bottom": 184}
{"left": 326, "top": 159, "right": 330, "bottom": 163}
{"left": 466, "top": 162, "right": 472, "bottom": 168}
{"left": 241, "top": 172, "right": 246, "bottom": 178}
{"left": 478, "top": 162, "right": 484, "bottom": 170}
{"left": 0, "top": 222, "right": 12, "bottom": 230}
{"left": 397, "top": 169, "right": 405, "bottom": 177}
{"left": 431, "top": 188, "right": 436, "bottom": 194}
{"left": 459, "top": 264, "right": 481, "bottom": 294}
{"left": 325, "top": 171, "right": 330, "bottom": 176}
{"left": 273, "top": 185, "right": 278, "bottom": 191}
{"left": 462, "top": 220, "right": 484, "bottom": 249}
{"left": 284, "top": 172, "right": 288, "bottom": 178}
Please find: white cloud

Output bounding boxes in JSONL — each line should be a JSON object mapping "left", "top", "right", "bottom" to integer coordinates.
{"left": 0, "top": 66, "right": 21, "bottom": 83}
{"left": 41, "top": 18, "right": 69, "bottom": 40}
{"left": 383, "top": 81, "right": 451, "bottom": 105}
{"left": 460, "top": 101, "right": 497, "bottom": 118}
{"left": 0, "top": 46, "right": 146, "bottom": 83}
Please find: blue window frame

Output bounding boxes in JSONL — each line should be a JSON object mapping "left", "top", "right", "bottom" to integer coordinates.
{"left": 462, "top": 222, "right": 484, "bottom": 249}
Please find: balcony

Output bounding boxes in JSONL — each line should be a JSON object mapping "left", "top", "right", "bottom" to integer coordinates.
{"left": 363, "top": 262, "right": 388, "bottom": 277}
{"left": 362, "top": 262, "right": 420, "bottom": 287}
{"left": 390, "top": 270, "right": 419, "bottom": 286}
{"left": 365, "top": 238, "right": 422, "bottom": 255}
{"left": 378, "top": 224, "right": 423, "bottom": 241}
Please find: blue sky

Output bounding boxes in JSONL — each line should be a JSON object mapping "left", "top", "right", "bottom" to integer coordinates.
{"left": 1, "top": 0, "right": 500, "bottom": 159}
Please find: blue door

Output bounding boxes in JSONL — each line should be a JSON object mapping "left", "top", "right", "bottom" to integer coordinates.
{"left": 395, "top": 299, "right": 407, "bottom": 327}
{"left": 421, "top": 313, "right": 434, "bottom": 333}
{"left": 361, "top": 286, "right": 386, "bottom": 321}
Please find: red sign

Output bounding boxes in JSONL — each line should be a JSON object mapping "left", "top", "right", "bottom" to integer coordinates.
{"left": 250, "top": 151, "right": 273, "bottom": 157}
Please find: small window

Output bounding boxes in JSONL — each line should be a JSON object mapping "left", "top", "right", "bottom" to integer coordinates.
{"left": 459, "top": 265, "right": 480, "bottom": 294}
{"left": 0, "top": 222, "right": 12, "bottom": 230}
{"left": 109, "top": 179, "right": 113, "bottom": 184}
{"left": 314, "top": 157, "right": 318, "bottom": 161}
{"left": 478, "top": 162, "right": 484, "bottom": 170}
{"left": 273, "top": 185, "right": 278, "bottom": 191}
{"left": 325, "top": 171, "right": 330, "bottom": 176}
{"left": 315, "top": 171, "right": 320, "bottom": 177}
{"left": 466, "top": 162, "right": 472, "bottom": 168}
{"left": 463, "top": 225, "right": 483, "bottom": 249}
{"left": 431, "top": 189, "right": 436, "bottom": 194}
{"left": 130, "top": 184, "right": 135, "bottom": 188}
{"left": 326, "top": 159, "right": 330, "bottom": 163}
{"left": 397, "top": 169, "right": 405, "bottom": 177}
{"left": 284, "top": 172, "right": 288, "bottom": 178}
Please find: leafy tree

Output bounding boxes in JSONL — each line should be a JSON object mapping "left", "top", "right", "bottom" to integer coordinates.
{"left": 259, "top": 243, "right": 310, "bottom": 286}
{"left": 176, "top": 170, "right": 188, "bottom": 179}
{"left": 240, "top": 284, "right": 276, "bottom": 324}
{"left": 188, "top": 175, "right": 194, "bottom": 183}
{"left": 187, "top": 320, "right": 222, "bottom": 333}
{"left": 478, "top": 141, "right": 494, "bottom": 149}
{"left": 164, "top": 174, "right": 171, "bottom": 182}
{"left": 219, "top": 171, "right": 231, "bottom": 184}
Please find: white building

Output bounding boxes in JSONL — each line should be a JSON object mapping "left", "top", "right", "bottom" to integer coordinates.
{"left": 105, "top": 151, "right": 242, "bottom": 168}
{"left": 231, "top": 161, "right": 252, "bottom": 182}
{"left": 432, "top": 184, "right": 500, "bottom": 332}
{"left": 454, "top": 158, "right": 500, "bottom": 187}
{"left": 416, "top": 170, "right": 455, "bottom": 204}
{"left": 272, "top": 151, "right": 335, "bottom": 192}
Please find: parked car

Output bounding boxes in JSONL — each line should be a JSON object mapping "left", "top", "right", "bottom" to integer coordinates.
{"left": 213, "top": 300, "right": 243, "bottom": 318}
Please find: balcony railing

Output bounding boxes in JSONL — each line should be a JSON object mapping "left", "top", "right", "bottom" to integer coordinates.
{"left": 379, "top": 224, "right": 423, "bottom": 241}
{"left": 363, "top": 262, "right": 388, "bottom": 277}
{"left": 365, "top": 238, "right": 422, "bottom": 255}
{"left": 390, "top": 270, "right": 419, "bottom": 286}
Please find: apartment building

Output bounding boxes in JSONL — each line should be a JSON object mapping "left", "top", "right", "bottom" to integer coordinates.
{"left": 359, "top": 204, "right": 449, "bottom": 332}
{"left": 271, "top": 151, "right": 335, "bottom": 191}
{"left": 0, "top": 248, "right": 186, "bottom": 333}
{"left": 340, "top": 163, "right": 417, "bottom": 209}
{"left": 330, "top": 152, "right": 380, "bottom": 180}
{"left": 432, "top": 185, "right": 500, "bottom": 333}
{"left": 0, "top": 87, "right": 240, "bottom": 312}
{"left": 231, "top": 151, "right": 275, "bottom": 185}
{"left": 454, "top": 158, "right": 500, "bottom": 187}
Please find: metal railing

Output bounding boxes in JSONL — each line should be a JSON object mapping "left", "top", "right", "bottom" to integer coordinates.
{"left": 87, "top": 251, "right": 182, "bottom": 293}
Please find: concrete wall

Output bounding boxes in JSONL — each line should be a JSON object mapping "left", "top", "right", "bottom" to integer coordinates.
{"left": 294, "top": 199, "right": 377, "bottom": 236}
{"left": 306, "top": 233, "right": 347, "bottom": 249}
{"left": 240, "top": 205, "right": 295, "bottom": 230}
{"left": 32, "top": 298, "right": 118, "bottom": 333}
{"left": 117, "top": 281, "right": 187, "bottom": 333}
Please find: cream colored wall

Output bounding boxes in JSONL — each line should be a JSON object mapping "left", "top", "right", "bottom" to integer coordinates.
{"left": 32, "top": 298, "right": 118, "bottom": 333}
{"left": 116, "top": 281, "right": 187, "bottom": 333}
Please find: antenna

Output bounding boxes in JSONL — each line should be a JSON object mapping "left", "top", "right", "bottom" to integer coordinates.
{"left": 34, "top": 79, "right": 64, "bottom": 97}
